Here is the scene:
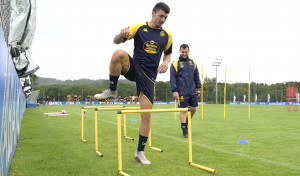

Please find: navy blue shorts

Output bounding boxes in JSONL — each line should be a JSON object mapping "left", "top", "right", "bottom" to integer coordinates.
{"left": 122, "top": 55, "right": 155, "bottom": 104}
{"left": 178, "top": 94, "right": 198, "bottom": 108}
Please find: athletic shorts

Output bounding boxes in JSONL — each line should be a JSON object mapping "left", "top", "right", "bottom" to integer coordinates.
{"left": 122, "top": 55, "right": 155, "bottom": 104}
{"left": 178, "top": 94, "right": 198, "bottom": 108}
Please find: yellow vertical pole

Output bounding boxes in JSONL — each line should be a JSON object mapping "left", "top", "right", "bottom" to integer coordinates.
{"left": 224, "top": 66, "right": 227, "bottom": 120}
{"left": 188, "top": 110, "right": 192, "bottom": 163}
{"left": 148, "top": 128, "right": 152, "bottom": 147}
{"left": 117, "top": 114, "right": 122, "bottom": 172}
{"left": 95, "top": 110, "right": 98, "bottom": 151}
{"left": 201, "top": 65, "right": 204, "bottom": 120}
{"left": 81, "top": 109, "right": 84, "bottom": 140}
{"left": 123, "top": 114, "right": 126, "bottom": 137}
{"left": 174, "top": 99, "right": 177, "bottom": 120}
{"left": 249, "top": 67, "right": 251, "bottom": 119}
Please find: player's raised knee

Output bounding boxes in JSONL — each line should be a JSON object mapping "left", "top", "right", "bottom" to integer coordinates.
{"left": 112, "top": 49, "right": 127, "bottom": 60}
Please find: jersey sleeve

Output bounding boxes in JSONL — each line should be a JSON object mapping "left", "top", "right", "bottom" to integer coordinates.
{"left": 163, "top": 28, "right": 172, "bottom": 54}
{"left": 124, "top": 22, "right": 147, "bottom": 42}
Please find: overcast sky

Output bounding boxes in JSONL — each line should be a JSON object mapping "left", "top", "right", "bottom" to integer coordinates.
{"left": 32, "top": 0, "right": 300, "bottom": 84}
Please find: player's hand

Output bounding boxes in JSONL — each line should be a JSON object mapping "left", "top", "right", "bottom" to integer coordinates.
{"left": 157, "top": 63, "right": 168, "bottom": 74}
{"left": 173, "top": 92, "right": 179, "bottom": 99}
{"left": 196, "top": 90, "right": 201, "bottom": 97}
{"left": 120, "top": 28, "right": 131, "bottom": 38}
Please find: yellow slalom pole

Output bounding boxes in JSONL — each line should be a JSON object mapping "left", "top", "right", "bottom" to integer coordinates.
{"left": 174, "top": 99, "right": 177, "bottom": 120}
{"left": 201, "top": 65, "right": 204, "bottom": 120}
{"left": 94, "top": 110, "right": 103, "bottom": 157}
{"left": 188, "top": 110, "right": 192, "bottom": 163}
{"left": 95, "top": 110, "right": 98, "bottom": 151}
{"left": 249, "top": 67, "right": 251, "bottom": 119}
{"left": 224, "top": 66, "right": 227, "bottom": 120}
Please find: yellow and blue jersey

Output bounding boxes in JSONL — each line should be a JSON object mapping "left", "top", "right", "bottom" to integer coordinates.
{"left": 170, "top": 56, "right": 201, "bottom": 96}
{"left": 124, "top": 22, "right": 172, "bottom": 79}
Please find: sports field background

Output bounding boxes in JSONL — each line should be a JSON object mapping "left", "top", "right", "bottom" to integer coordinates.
{"left": 8, "top": 104, "right": 300, "bottom": 176}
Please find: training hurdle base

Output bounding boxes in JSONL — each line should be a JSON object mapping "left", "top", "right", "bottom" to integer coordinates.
{"left": 117, "top": 108, "right": 217, "bottom": 176}
{"left": 94, "top": 107, "right": 140, "bottom": 157}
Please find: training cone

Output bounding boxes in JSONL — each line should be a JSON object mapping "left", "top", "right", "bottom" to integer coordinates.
{"left": 238, "top": 139, "right": 249, "bottom": 144}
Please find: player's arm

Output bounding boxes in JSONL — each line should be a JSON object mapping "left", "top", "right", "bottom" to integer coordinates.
{"left": 170, "top": 63, "right": 179, "bottom": 99}
{"left": 158, "top": 54, "right": 171, "bottom": 73}
{"left": 114, "top": 27, "right": 131, "bottom": 44}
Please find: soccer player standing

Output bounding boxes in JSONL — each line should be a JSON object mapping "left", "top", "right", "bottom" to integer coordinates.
{"left": 94, "top": 2, "right": 172, "bottom": 165}
{"left": 170, "top": 44, "right": 201, "bottom": 138}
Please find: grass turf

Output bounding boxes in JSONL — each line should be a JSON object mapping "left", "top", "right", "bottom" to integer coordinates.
{"left": 8, "top": 104, "right": 300, "bottom": 176}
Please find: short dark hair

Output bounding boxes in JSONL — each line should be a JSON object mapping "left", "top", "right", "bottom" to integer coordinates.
{"left": 180, "top": 44, "right": 189, "bottom": 50}
{"left": 153, "top": 2, "right": 170, "bottom": 14}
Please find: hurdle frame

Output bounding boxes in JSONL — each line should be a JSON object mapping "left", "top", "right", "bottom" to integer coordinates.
{"left": 117, "top": 108, "right": 217, "bottom": 176}
{"left": 81, "top": 106, "right": 124, "bottom": 143}
{"left": 94, "top": 107, "right": 140, "bottom": 157}
{"left": 148, "top": 128, "right": 163, "bottom": 152}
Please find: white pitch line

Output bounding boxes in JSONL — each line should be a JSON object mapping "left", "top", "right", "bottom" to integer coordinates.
{"left": 98, "top": 118, "right": 300, "bottom": 171}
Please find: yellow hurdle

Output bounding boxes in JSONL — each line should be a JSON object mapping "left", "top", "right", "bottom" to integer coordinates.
{"left": 174, "top": 99, "right": 177, "bottom": 120}
{"left": 81, "top": 105, "right": 123, "bottom": 143}
{"left": 123, "top": 114, "right": 134, "bottom": 140}
{"left": 94, "top": 106, "right": 140, "bottom": 157}
{"left": 117, "top": 108, "right": 217, "bottom": 176}
{"left": 148, "top": 128, "right": 163, "bottom": 152}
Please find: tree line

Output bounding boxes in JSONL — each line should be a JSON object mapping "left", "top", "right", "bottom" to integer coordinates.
{"left": 31, "top": 75, "right": 300, "bottom": 103}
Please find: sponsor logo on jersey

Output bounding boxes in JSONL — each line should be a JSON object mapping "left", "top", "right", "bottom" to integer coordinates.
{"left": 143, "top": 40, "right": 160, "bottom": 54}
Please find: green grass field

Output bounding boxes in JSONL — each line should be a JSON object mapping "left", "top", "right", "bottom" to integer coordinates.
{"left": 8, "top": 104, "right": 300, "bottom": 176}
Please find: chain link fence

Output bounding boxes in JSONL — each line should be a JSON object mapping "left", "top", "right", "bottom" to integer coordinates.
{"left": 0, "top": 0, "right": 11, "bottom": 44}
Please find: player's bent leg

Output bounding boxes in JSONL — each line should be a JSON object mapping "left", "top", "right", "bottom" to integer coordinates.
{"left": 94, "top": 50, "right": 130, "bottom": 100}
{"left": 110, "top": 49, "right": 130, "bottom": 76}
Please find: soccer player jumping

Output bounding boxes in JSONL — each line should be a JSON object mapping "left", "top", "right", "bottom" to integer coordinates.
{"left": 94, "top": 2, "right": 172, "bottom": 165}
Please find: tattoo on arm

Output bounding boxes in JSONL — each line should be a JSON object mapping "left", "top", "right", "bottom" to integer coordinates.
{"left": 114, "top": 34, "right": 124, "bottom": 44}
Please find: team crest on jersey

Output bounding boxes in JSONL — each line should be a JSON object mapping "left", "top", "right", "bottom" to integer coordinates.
{"left": 180, "top": 62, "right": 184, "bottom": 68}
{"left": 143, "top": 40, "right": 160, "bottom": 54}
{"left": 160, "top": 31, "right": 165, "bottom": 37}
{"left": 143, "top": 28, "right": 148, "bottom": 32}
{"left": 189, "top": 60, "right": 194, "bottom": 65}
